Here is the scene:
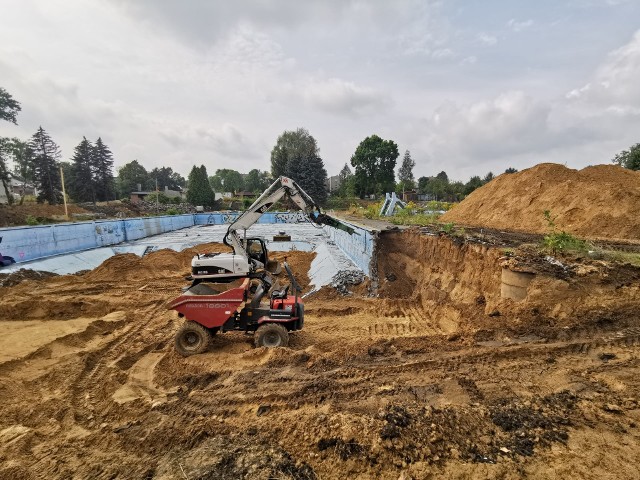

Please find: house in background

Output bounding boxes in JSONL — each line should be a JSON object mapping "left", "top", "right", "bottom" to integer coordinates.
{"left": 0, "top": 174, "right": 38, "bottom": 204}
{"left": 130, "top": 184, "right": 183, "bottom": 203}
{"left": 324, "top": 175, "right": 342, "bottom": 193}
{"left": 236, "top": 191, "right": 258, "bottom": 200}
{"left": 0, "top": 180, "right": 8, "bottom": 204}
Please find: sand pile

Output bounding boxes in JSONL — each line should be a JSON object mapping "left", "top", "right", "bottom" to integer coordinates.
{"left": 83, "top": 243, "right": 231, "bottom": 282}
{"left": 441, "top": 163, "right": 640, "bottom": 240}
{"left": 82, "top": 243, "right": 317, "bottom": 292}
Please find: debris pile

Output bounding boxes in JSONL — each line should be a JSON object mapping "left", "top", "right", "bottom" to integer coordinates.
{"left": 331, "top": 270, "right": 365, "bottom": 295}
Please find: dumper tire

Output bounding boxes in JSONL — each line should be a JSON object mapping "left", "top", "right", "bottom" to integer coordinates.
{"left": 296, "top": 304, "right": 305, "bottom": 330}
{"left": 255, "top": 323, "right": 289, "bottom": 348}
{"left": 175, "top": 321, "right": 211, "bottom": 357}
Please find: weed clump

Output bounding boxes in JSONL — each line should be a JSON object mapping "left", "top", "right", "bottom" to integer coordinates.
{"left": 541, "top": 210, "right": 587, "bottom": 254}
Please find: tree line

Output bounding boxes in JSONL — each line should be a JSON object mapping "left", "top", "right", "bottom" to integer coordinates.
{"left": 4, "top": 84, "right": 639, "bottom": 210}
{"left": 1, "top": 87, "right": 115, "bottom": 205}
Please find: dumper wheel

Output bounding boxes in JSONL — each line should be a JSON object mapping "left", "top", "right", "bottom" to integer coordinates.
{"left": 255, "top": 323, "right": 289, "bottom": 348}
{"left": 175, "top": 321, "right": 211, "bottom": 357}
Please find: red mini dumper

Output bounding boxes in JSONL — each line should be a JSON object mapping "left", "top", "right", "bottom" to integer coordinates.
{"left": 168, "top": 262, "right": 304, "bottom": 356}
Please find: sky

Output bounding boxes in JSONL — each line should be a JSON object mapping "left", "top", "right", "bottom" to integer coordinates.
{"left": 1, "top": 0, "right": 640, "bottom": 182}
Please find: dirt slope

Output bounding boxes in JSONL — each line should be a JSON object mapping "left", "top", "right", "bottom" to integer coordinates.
{"left": 441, "top": 163, "right": 640, "bottom": 240}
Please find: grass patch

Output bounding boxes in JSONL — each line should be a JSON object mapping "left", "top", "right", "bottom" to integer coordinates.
{"left": 594, "top": 249, "right": 640, "bottom": 267}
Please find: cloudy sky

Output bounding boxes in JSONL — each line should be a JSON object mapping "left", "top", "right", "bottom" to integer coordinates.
{"left": 1, "top": 0, "right": 640, "bottom": 182}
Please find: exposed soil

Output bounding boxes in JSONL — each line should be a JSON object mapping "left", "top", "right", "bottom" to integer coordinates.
{"left": 1, "top": 233, "right": 639, "bottom": 479}
{"left": 0, "top": 203, "right": 93, "bottom": 227}
{"left": 441, "top": 163, "right": 640, "bottom": 241}
{"left": 0, "top": 268, "right": 59, "bottom": 287}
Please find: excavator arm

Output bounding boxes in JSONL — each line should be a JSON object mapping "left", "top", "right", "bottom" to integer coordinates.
{"left": 224, "top": 176, "right": 323, "bottom": 258}
{"left": 189, "top": 176, "right": 354, "bottom": 284}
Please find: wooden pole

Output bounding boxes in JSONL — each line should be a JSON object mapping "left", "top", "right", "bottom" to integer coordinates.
{"left": 60, "top": 166, "right": 69, "bottom": 220}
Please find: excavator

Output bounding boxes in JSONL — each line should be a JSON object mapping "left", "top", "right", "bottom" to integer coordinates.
{"left": 169, "top": 176, "right": 351, "bottom": 355}
{"left": 189, "top": 175, "right": 348, "bottom": 283}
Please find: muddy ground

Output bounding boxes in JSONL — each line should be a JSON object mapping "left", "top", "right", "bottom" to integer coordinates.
{"left": 1, "top": 231, "right": 639, "bottom": 479}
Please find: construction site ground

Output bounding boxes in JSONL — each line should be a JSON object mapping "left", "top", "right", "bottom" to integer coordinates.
{"left": 1, "top": 222, "right": 639, "bottom": 480}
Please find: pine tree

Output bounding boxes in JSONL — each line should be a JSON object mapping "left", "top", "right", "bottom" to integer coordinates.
{"left": 270, "top": 128, "right": 328, "bottom": 205}
{"left": 92, "top": 137, "right": 115, "bottom": 201}
{"left": 398, "top": 150, "right": 416, "bottom": 193}
{"left": 68, "top": 137, "right": 95, "bottom": 202}
{"left": 186, "top": 165, "right": 215, "bottom": 207}
{"left": 29, "top": 126, "right": 62, "bottom": 204}
{"left": 296, "top": 155, "right": 328, "bottom": 206}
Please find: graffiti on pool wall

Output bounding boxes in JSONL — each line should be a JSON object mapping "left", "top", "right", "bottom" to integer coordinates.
{"left": 274, "top": 212, "right": 308, "bottom": 224}
{"left": 222, "top": 213, "right": 239, "bottom": 224}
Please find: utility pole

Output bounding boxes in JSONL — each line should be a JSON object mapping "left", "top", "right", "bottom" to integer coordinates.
{"left": 155, "top": 178, "right": 159, "bottom": 213}
{"left": 60, "top": 166, "right": 69, "bottom": 220}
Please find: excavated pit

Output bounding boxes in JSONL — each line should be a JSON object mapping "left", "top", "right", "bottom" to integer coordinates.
{"left": 1, "top": 232, "right": 640, "bottom": 480}
{"left": 375, "top": 229, "right": 640, "bottom": 341}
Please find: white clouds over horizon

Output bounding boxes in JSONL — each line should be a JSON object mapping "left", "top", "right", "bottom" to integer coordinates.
{"left": 1, "top": 0, "right": 640, "bottom": 183}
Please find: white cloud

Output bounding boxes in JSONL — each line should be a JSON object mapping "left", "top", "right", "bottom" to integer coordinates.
{"left": 478, "top": 33, "right": 498, "bottom": 46}
{"left": 566, "top": 30, "right": 640, "bottom": 106}
{"left": 507, "top": 18, "right": 534, "bottom": 32}
{"left": 301, "top": 78, "right": 391, "bottom": 117}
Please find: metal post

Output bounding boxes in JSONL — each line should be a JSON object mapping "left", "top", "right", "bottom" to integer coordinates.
{"left": 60, "top": 166, "right": 69, "bottom": 220}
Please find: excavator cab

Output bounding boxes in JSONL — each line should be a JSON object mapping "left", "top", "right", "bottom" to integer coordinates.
{"left": 246, "top": 238, "right": 281, "bottom": 274}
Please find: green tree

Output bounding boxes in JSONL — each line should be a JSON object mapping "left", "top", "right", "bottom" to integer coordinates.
{"left": 209, "top": 168, "right": 244, "bottom": 194}
{"left": 270, "top": 128, "right": 328, "bottom": 205}
{"left": 0, "top": 87, "right": 21, "bottom": 125}
{"left": 336, "top": 163, "right": 353, "bottom": 197}
{"left": 350, "top": 134, "right": 399, "bottom": 197}
{"left": 0, "top": 88, "right": 22, "bottom": 203}
{"left": 9, "top": 139, "right": 35, "bottom": 205}
{"left": 92, "top": 138, "right": 115, "bottom": 201}
{"left": 187, "top": 165, "right": 215, "bottom": 207}
{"left": 0, "top": 138, "right": 12, "bottom": 203}
{"left": 116, "top": 160, "right": 149, "bottom": 198}
{"left": 245, "top": 169, "right": 270, "bottom": 193}
{"left": 149, "top": 166, "right": 185, "bottom": 192}
{"left": 270, "top": 128, "right": 318, "bottom": 178}
{"left": 612, "top": 143, "right": 640, "bottom": 171}
{"left": 69, "top": 137, "right": 95, "bottom": 202}
{"left": 505, "top": 167, "right": 518, "bottom": 174}
{"left": 397, "top": 150, "right": 416, "bottom": 193}
{"left": 296, "top": 155, "right": 328, "bottom": 205}
{"left": 483, "top": 171, "right": 495, "bottom": 183}
{"left": 448, "top": 181, "right": 465, "bottom": 201}
{"left": 417, "top": 176, "right": 430, "bottom": 194}
{"left": 436, "top": 171, "right": 449, "bottom": 183}
{"left": 29, "top": 126, "right": 62, "bottom": 204}
{"left": 464, "top": 175, "right": 483, "bottom": 195}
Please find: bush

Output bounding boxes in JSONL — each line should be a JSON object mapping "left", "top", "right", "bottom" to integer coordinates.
{"left": 145, "top": 192, "right": 173, "bottom": 204}
{"left": 327, "top": 196, "right": 361, "bottom": 210}
{"left": 25, "top": 215, "right": 39, "bottom": 225}
{"left": 165, "top": 207, "right": 179, "bottom": 215}
{"left": 541, "top": 210, "right": 587, "bottom": 254}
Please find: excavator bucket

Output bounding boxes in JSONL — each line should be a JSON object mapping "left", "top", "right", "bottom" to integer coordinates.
{"left": 266, "top": 260, "right": 282, "bottom": 275}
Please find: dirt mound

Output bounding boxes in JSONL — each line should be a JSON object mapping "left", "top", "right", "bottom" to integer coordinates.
{"left": 83, "top": 243, "right": 231, "bottom": 282}
{"left": 0, "top": 269, "right": 59, "bottom": 288}
{"left": 0, "top": 203, "right": 91, "bottom": 227}
{"left": 441, "top": 163, "right": 640, "bottom": 240}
